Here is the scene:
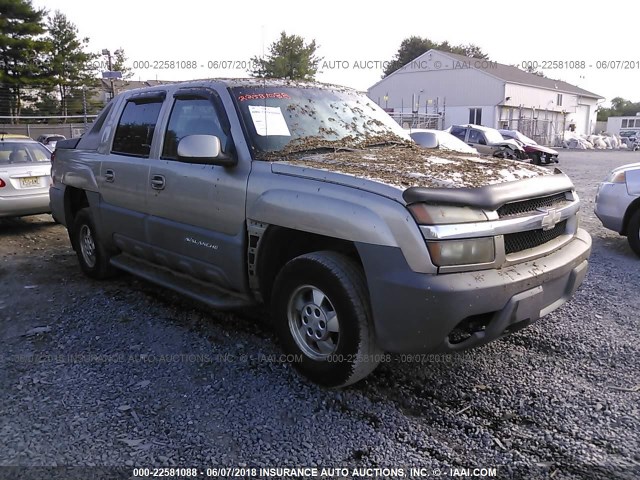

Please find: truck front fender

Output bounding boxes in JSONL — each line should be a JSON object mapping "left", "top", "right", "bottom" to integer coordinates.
{"left": 248, "top": 188, "right": 436, "bottom": 273}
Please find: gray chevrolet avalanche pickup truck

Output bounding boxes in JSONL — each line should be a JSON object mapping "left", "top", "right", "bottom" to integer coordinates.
{"left": 50, "top": 79, "right": 592, "bottom": 387}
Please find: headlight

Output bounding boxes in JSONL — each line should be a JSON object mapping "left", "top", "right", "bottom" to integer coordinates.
{"left": 408, "top": 204, "right": 487, "bottom": 224}
{"left": 427, "top": 238, "right": 495, "bottom": 266}
{"left": 607, "top": 171, "right": 626, "bottom": 183}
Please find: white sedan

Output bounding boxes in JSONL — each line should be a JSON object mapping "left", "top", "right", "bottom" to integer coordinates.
{"left": 0, "top": 134, "right": 52, "bottom": 218}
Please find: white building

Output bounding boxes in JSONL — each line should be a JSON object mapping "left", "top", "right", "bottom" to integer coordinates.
{"left": 368, "top": 50, "right": 603, "bottom": 145}
{"left": 605, "top": 115, "right": 640, "bottom": 135}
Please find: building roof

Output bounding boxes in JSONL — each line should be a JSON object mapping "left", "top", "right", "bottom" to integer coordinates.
{"left": 435, "top": 51, "right": 602, "bottom": 99}
{"left": 374, "top": 49, "right": 602, "bottom": 99}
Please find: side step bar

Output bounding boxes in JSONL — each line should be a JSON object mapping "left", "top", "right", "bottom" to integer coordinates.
{"left": 110, "top": 254, "right": 255, "bottom": 311}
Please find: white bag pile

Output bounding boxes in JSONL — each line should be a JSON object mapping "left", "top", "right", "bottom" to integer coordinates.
{"left": 563, "top": 131, "right": 628, "bottom": 149}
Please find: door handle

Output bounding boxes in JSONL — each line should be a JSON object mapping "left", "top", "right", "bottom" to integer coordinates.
{"left": 104, "top": 169, "right": 115, "bottom": 183}
{"left": 150, "top": 174, "right": 166, "bottom": 190}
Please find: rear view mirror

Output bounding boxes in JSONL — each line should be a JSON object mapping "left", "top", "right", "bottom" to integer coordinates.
{"left": 177, "top": 135, "right": 237, "bottom": 166}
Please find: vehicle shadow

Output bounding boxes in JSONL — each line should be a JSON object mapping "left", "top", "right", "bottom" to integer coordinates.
{"left": 0, "top": 215, "right": 56, "bottom": 234}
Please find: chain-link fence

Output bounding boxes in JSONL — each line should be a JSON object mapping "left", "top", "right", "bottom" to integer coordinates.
{"left": 388, "top": 112, "right": 444, "bottom": 130}
{"left": 503, "top": 117, "right": 566, "bottom": 147}
{"left": 0, "top": 121, "right": 94, "bottom": 140}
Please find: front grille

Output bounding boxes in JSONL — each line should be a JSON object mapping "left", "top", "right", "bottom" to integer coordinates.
{"left": 498, "top": 192, "right": 570, "bottom": 217}
{"left": 504, "top": 220, "right": 567, "bottom": 254}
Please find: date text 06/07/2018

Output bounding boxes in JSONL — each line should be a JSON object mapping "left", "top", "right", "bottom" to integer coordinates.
{"left": 518, "top": 60, "right": 640, "bottom": 70}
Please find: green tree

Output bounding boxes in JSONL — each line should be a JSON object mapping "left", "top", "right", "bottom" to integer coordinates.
{"left": 44, "top": 10, "right": 97, "bottom": 118}
{"left": 597, "top": 97, "right": 640, "bottom": 121}
{"left": 251, "top": 31, "right": 322, "bottom": 80}
{"left": 0, "top": 0, "right": 49, "bottom": 120}
{"left": 111, "top": 47, "right": 134, "bottom": 80}
{"left": 383, "top": 36, "right": 488, "bottom": 77}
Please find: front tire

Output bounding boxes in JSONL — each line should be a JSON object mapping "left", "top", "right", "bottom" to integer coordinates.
{"left": 531, "top": 153, "right": 542, "bottom": 165}
{"left": 272, "top": 251, "right": 381, "bottom": 388}
{"left": 627, "top": 209, "right": 640, "bottom": 257}
{"left": 72, "top": 207, "right": 117, "bottom": 279}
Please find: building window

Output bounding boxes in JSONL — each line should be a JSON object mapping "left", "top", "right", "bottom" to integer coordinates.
{"left": 556, "top": 94, "right": 563, "bottom": 106}
{"left": 622, "top": 119, "right": 628, "bottom": 128}
{"left": 469, "top": 108, "right": 482, "bottom": 125}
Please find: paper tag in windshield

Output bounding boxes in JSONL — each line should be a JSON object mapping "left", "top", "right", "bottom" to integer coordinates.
{"left": 248, "top": 106, "right": 291, "bottom": 136}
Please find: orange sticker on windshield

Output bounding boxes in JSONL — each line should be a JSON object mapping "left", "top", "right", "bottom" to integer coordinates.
{"left": 238, "top": 93, "right": 291, "bottom": 102}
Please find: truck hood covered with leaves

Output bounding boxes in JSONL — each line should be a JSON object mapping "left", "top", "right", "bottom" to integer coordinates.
{"left": 273, "top": 145, "right": 552, "bottom": 191}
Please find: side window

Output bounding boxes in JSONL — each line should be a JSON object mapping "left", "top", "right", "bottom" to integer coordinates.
{"left": 450, "top": 126, "right": 466, "bottom": 141}
{"left": 112, "top": 100, "right": 163, "bottom": 157}
{"left": 162, "top": 98, "right": 229, "bottom": 160}
{"left": 468, "top": 129, "right": 482, "bottom": 143}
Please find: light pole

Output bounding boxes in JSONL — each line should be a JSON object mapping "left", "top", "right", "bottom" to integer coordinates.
{"left": 102, "top": 49, "right": 115, "bottom": 99}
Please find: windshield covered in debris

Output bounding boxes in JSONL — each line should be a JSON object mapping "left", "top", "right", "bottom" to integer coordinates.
{"left": 230, "top": 85, "right": 411, "bottom": 159}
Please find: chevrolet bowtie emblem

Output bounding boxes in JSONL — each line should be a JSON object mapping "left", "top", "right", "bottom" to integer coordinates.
{"left": 539, "top": 208, "right": 561, "bottom": 231}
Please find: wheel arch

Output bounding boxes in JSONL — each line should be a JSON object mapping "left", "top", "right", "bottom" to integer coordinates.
{"left": 621, "top": 197, "right": 640, "bottom": 236}
{"left": 254, "top": 225, "right": 362, "bottom": 306}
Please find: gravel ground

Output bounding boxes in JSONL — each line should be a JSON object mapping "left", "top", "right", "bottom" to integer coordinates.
{"left": 0, "top": 150, "right": 639, "bottom": 480}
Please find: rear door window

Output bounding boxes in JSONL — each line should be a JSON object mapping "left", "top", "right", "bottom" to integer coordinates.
{"left": 112, "top": 99, "right": 163, "bottom": 157}
{"left": 468, "top": 129, "right": 482, "bottom": 144}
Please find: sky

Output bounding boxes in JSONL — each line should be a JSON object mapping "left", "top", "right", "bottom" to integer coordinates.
{"left": 33, "top": 0, "right": 640, "bottom": 106}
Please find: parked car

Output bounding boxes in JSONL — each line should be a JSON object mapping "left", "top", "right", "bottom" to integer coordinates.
{"left": 499, "top": 129, "right": 559, "bottom": 165}
{"left": 50, "top": 80, "right": 591, "bottom": 387}
{"left": 595, "top": 163, "right": 640, "bottom": 256}
{"left": 618, "top": 131, "right": 639, "bottom": 148}
{"left": 407, "top": 128, "right": 478, "bottom": 154}
{"left": 447, "top": 124, "right": 527, "bottom": 160}
{"left": 37, "top": 134, "right": 66, "bottom": 151}
{"left": 619, "top": 130, "right": 639, "bottom": 140}
{"left": 0, "top": 133, "right": 52, "bottom": 218}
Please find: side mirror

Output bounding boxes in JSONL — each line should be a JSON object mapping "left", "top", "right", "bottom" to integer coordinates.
{"left": 177, "top": 135, "right": 237, "bottom": 166}
{"left": 412, "top": 132, "right": 438, "bottom": 148}
{"left": 478, "top": 137, "right": 487, "bottom": 145}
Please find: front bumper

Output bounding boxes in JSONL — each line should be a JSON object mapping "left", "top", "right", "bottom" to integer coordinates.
{"left": 0, "top": 192, "right": 51, "bottom": 218}
{"left": 358, "top": 228, "right": 592, "bottom": 353}
{"left": 594, "top": 182, "right": 635, "bottom": 234}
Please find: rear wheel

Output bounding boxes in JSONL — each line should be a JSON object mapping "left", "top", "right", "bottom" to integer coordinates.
{"left": 272, "top": 251, "right": 381, "bottom": 388}
{"left": 72, "top": 208, "right": 117, "bottom": 279}
{"left": 627, "top": 209, "right": 640, "bottom": 257}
